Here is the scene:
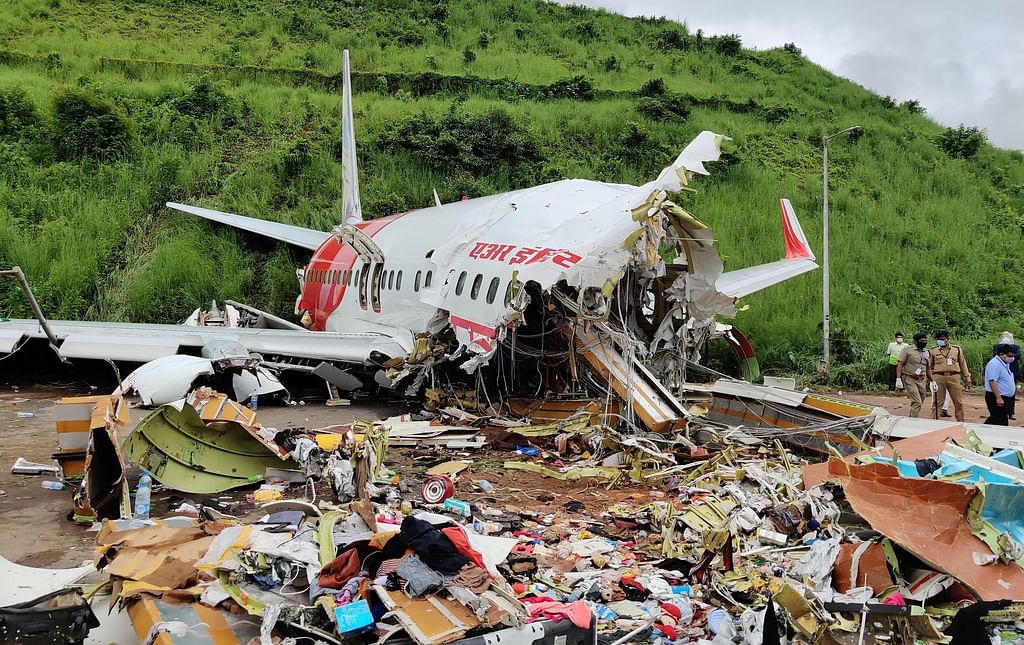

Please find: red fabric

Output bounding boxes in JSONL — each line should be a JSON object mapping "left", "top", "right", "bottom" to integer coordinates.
{"left": 318, "top": 549, "right": 361, "bottom": 589}
{"left": 654, "top": 624, "right": 677, "bottom": 640}
{"left": 661, "top": 603, "right": 682, "bottom": 620}
{"left": 441, "top": 527, "right": 487, "bottom": 571}
{"left": 525, "top": 600, "right": 592, "bottom": 629}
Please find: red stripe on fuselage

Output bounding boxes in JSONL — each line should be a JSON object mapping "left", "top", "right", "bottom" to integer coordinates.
{"left": 299, "top": 213, "right": 406, "bottom": 331}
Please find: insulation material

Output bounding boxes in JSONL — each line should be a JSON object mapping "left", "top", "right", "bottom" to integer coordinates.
{"left": 827, "top": 458, "right": 1024, "bottom": 600}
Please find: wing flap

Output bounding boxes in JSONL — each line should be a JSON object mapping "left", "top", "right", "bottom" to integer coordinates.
{"left": 166, "top": 203, "right": 331, "bottom": 251}
{"left": 59, "top": 334, "right": 181, "bottom": 362}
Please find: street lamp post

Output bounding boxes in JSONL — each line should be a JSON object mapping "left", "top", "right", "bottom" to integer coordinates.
{"left": 821, "top": 125, "right": 861, "bottom": 377}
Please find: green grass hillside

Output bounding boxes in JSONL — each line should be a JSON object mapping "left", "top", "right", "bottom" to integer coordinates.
{"left": 0, "top": 0, "right": 1022, "bottom": 385}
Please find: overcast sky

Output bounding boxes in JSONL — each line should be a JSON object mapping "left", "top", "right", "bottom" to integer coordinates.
{"left": 576, "top": 1, "right": 1024, "bottom": 150}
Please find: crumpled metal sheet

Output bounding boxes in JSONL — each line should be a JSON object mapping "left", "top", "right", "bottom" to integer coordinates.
{"left": 124, "top": 401, "right": 294, "bottom": 494}
{"left": 828, "top": 458, "right": 1024, "bottom": 600}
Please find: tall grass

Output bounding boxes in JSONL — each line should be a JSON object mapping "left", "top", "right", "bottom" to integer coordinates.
{"left": 0, "top": 0, "right": 1021, "bottom": 385}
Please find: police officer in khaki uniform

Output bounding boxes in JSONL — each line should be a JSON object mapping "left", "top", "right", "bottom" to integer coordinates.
{"left": 896, "top": 332, "right": 932, "bottom": 418}
{"left": 928, "top": 330, "right": 972, "bottom": 421}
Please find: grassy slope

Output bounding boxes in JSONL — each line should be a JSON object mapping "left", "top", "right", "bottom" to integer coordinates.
{"left": 0, "top": 0, "right": 1022, "bottom": 384}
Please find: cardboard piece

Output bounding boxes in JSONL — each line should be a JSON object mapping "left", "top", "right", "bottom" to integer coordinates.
{"left": 828, "top": 458, "right": 1024, "bottom": 600}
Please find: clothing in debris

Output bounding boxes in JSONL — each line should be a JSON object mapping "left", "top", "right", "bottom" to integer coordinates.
{"left": 318, "top": 548, "right": 361, "bottom": 589}
{"left": 399, "top": 516, "right": 469, "bottom": 575}
{"left": 453, "top": 563, "right": 490, "bottom": 593}
{"left": 395, "top": 554, "right": 446, "bottom": 597}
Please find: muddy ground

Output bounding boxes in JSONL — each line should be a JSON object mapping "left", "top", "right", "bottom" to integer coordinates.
{"left": 0, "top": 385, "right": 1007, "bottom": 568}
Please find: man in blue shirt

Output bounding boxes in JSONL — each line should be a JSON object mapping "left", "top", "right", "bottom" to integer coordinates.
{"left": 984, "top": 344, "right": 1017, "bottom": 425}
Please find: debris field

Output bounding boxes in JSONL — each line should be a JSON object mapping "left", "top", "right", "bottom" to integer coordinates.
{"left": 2, "top": 381, "right": 1023, "bottom": 645}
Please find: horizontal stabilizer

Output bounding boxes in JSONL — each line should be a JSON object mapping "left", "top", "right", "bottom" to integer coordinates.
{"left": 716, "top": 198, "right": 818, "bottom": 298}
{"left": 167, "top": 203, "right": 331, "bottom": 251}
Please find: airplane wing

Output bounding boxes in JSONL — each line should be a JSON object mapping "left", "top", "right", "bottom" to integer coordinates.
{"left": 0, "top": 319, "right": 407, "bottom": 365}
{"left": 715, "top": 198, "right": 818, "bottom": 299}
{"left": 167, "top": 203, "right": 332, "bottom": 251}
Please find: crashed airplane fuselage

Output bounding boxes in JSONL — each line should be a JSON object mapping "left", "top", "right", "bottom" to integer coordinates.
{"left": 0, "top": 50, "right": 817, "bottom": 407}
{"left": 172, "top": 131, "right": 816, "bottom": 402}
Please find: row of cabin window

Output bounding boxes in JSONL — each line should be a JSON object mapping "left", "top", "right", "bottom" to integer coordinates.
{"left": 306, "top": 266, "right": 505, "bottom": 306}
{"left": 305, "top": 266, "right": 436, "bottom": 293}
{"left": 454, "top": 271, "right": 503, "bottom": 304}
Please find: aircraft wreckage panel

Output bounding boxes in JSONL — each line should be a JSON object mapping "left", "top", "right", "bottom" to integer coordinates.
{"left": 124, "top": 404, "right": 294, "bottom": 494}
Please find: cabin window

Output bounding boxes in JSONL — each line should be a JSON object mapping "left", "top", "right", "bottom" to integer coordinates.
{"left": 388, "top": 271, "right": 395, "bottom": 291}
{"left": 396, "top": 271, "right": 403, "bottom": 291}
{"left": 486, "top": 277, "right": 500, "bottom": 304}
{"left": 414, "top": 271, "right": 422, "bottom": 292}
{"left": 425, "top": 270, "right": 433, "bottom": 288}
{"left": 470, "top": 274, "right": 483, "bottom": 300}
{"left": 455, "top": 271, "right": 468, "bottom": 296}
{"left": 344, "top": 270, "right": 350, "bottom": 285}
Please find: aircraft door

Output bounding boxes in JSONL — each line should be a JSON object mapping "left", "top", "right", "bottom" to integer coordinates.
{"left": 369, "top": 263, "right": 383, "bottom": 313}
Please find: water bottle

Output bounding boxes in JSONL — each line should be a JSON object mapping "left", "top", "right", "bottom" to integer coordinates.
{"left": 41, "top": 480, "right": 64, "bottom": 490}
{"left": 249, "top": 393, "right": 258, "bottom": 410}
{"left": 134, "top": 472, "right": 152, "bottom": 519}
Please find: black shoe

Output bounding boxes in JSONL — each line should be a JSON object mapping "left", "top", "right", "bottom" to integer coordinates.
{"left": 1011, "top": 415, "right": 1017, "bottom": 420}
{"left": 941, "top": 410, "right": 951, "bottom": 417}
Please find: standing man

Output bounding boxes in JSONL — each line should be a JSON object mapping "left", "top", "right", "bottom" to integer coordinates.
{"left": 885, "top": 332, "right": 907, "bottom": 391}
{"left": 984, "top": 344, "right": 1017, "bottom": 425}
{"left": 992, "top": 332, "right": 1021, "bottom": 420}
{"left": 929, "top": 330, "right": 972, "bottom": 422}
{"left": 896, "top": 332, "right": 931, "bottom": 418}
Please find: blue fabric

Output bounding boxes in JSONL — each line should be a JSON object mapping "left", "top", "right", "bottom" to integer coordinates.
{"left": 984, "top": 356, "right": 1015, "bottom": 394}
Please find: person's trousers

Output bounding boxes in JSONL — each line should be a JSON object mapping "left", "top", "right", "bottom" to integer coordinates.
{"left": 933, "top": 374, "right": 965, "bottom": 421}
{"left": 888, "top": 364, "right": 898, "bottom": 390}
{"left": 984, "top": 391, "right": 1013, "bottom": 425}
{"left": 905, "top": 377, "right": 927, "bottom": 417}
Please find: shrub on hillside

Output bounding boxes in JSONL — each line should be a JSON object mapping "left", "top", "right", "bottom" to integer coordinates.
{"left": 900, "top": 99, "right": 925, "bottom": 114}
{"left": 52, "top": 88, "right": 134, "bottom": 162}
{"left": 637, "top": 94, "right": 689, "bottom": 122}
{"left": 0, "top": 88, "right": 41, "bottom": 139}
{"left": 711, "top": 34, "right": 742, "bottom": 56}
{"left": 544, "top": 76, "right": 594, "bottom": 101}
{"left": 380, "top": 106, "right": 545, "bottom": 185}
{"left": 653, "top": 29, "right": 687, "bottom": 52}
{"left": 937, "top": 125, "right": 986, "bottom": 160}
{"left": 638, "top": 78, "right": 667, "bottom": 97}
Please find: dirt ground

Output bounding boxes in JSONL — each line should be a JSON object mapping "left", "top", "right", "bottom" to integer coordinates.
{"left": 839, "top": 387, "right": 1003, "bottom": 422}
{"left": 0, "top": 384, "right": 1007, "bottom": 569}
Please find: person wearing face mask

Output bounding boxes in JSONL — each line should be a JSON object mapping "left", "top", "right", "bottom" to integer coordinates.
{"left": 928, "top": 330, "right": 972, "bottom": 422}
{"left": 992, "top": 332, "right": 1021, "bottom": 420}
{"left": 984, "top": 344, "right": 1018, "bottom": 425}
{"left": 896, "top": 332, "right": 932, "bottom": 418}
{"left": 885, "top": 333, "right": 907, "bottom": 391}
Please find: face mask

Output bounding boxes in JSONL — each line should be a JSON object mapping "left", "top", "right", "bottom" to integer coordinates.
{"left": 916, "top": 340, "right": 927, "bottom": 349}
{"left": 895, "top": 337, "right": 904, "bottom": 343}
{"left": 936, "top": 339, "right": 947, "bottom": 347}
{"left": 1006, "top": 356, "right": 1016, "bottom": 364}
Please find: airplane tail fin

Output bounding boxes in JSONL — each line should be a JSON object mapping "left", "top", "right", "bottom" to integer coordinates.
{"left": 715, "top": 198, "right": 818, "bottom": 299}
{"left": 341, "top": 49, "right": 363, "bottom": 225}
{"left": 779, "top": 198, "right": 815, "bottom": 260}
